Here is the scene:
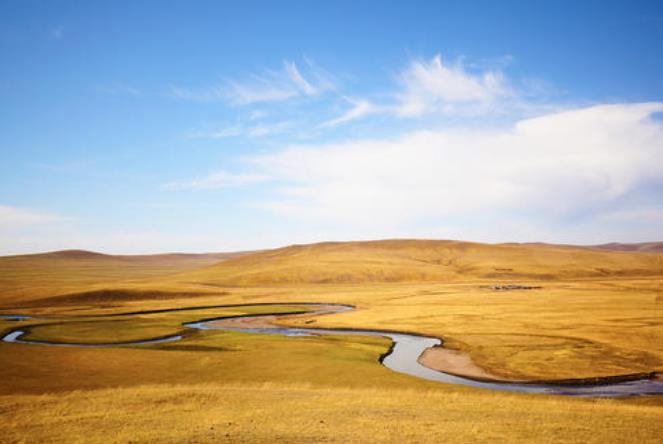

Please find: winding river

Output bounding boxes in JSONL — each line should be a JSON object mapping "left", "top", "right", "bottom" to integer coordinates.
{"left": 2, "top": 303, "right": 662, "bottom": 397}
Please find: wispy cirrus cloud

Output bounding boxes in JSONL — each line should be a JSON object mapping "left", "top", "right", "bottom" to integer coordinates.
{"left": 283, "top": 61, "right": 317, "bottom": 95}
{"left": 164, "top": 170, "right": 269, "bottom": 190}
{"left": 396, "top": 54, "right": 513, "bottom": 116}
{"left": 171, "top": 59, "right": 334, "bottom": 105}
{"left": 246, "top": 120, "right": 292, "bottom": 137}
{"left": 175, "top": 53, "right": 528, "bottom": 133}
{"left": 190, "top": 120, "right": 292, "bottom": 139}
{"left": 320, "top": 97, "right": 380, "bottom": 128}
{"left": 318, "top": 54, "right": 519, "bottom": 127}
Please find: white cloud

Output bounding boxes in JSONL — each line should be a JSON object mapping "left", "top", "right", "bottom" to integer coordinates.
{"left": 283, "top": 61, "right": 317, "bottom": 95}
{"left": 164, "top": 170, "right": 269, "bottom": 190}
{"left": 171, "top": 59, "right": 333, "bottom": 105}
{"left": 320, "top": 97, "right": 380, "bottom": 127}
{"left": 248, "top": 103, "right": 663, "bottom": 228}
{"left": 176, "top": 54, "right": 521, "bottom": 131}
{"left": 301, "top": 56, "right": 336, "bottom": 91}
{"left": 397, "top": 54, "right": 512, "bottom": 116}
{"left": 192, "top": 120, "right": 292, "bottom": 139}
{"left": 247, "top": 121, "right": 291, "bottom": 137}
{"left": 0, "top": 205, "right": 71, "bottom": 226}
{"left": 193, "top": 125, "right": 242, "bottom": 139}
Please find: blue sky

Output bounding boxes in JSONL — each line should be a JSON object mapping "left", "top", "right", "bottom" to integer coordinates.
{"left": 1, "top": 0, "right": 663, "bottom": 254}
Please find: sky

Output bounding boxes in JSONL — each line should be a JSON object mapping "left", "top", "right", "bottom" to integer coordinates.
{"left": 1, "top": 0, "right": 663, "bottom": 255}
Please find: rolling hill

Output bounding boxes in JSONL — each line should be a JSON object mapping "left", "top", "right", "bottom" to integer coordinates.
{"left": 176, "top": 239, "right": 663, "bottom": 286}
{"left": 4, "top": 240, "right": 663, "bottom": 305}
{"left": 0, "top": 249, "right": 251, "bottom": 304}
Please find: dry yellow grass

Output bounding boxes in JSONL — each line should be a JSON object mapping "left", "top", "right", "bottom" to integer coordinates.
{"left": 1, "top": 239, "right": 663, "bottom": 442}
{"left": 176, "top": 239, "right": 663, "bottom": 286}
{"left": 0, "top": 312, "right": 396, "bottom": 395}
{"left": 0, "top": 249, "right": 242, "bottom": 306}
{"left": 2, "top": 383, "right": 663, "bottom": 443}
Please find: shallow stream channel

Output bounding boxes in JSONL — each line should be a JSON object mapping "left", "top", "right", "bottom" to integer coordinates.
{"left": 3, "top": 304, "right": 663, "bottom": 397}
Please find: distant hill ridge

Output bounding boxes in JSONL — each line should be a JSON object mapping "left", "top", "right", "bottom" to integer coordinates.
{"left": 176, "top": 239, "right": 663, "bottom": 285}
{"left": 0, "top": 248, "right": 256, "bottom": 304}
{"left": 591, "top": 242, "right": 663, "bottom": 253}
{"left": 17, "top": 249, "right": 246, "bottom": 261}
{"left": 2, "top": 240, "right": 663, "bottom": 304}
{"left": 8, "top": 239, "right": 662, "bottom": 260}
{"left": 49, "top": 249, "right": 111, "bottom": 259}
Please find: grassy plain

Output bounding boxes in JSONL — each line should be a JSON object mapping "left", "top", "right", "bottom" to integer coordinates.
{"left": 3, "top": 384, "right": 663, "bottom": 443}
{"left": 1, "top": 239, "right": 663, "bottom": 442}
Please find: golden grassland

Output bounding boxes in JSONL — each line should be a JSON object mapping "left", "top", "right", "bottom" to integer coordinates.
{"left": 3, "top": 383, "right": 663, "bottom": 443}
{"left": 0, "top": 314, "right": 394, "bottom": 395}
{"left": 13, "top": 280, "right": 660, "bottom": 381}
{"left": 175, "top": 239, "right": 663, "bottom": 285}
{"left": 0, "top": 249, "right": 240, "bottom": 305}
{"left": 1, "top": 240, "right": 663, "bottom": 442}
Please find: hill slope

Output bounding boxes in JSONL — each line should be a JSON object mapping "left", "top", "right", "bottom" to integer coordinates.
{"left": 0, "top": 250, "right": 249, "bottom": 304}
{"left": 177, "top": 239, "right": 663, "bottom": 285}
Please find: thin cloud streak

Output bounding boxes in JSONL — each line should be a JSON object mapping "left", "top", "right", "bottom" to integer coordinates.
{"left": 284, "top": 61, "right": 317, "bottom": 95}
{"left": 170, "top": 59, "right": 334, "bottom": 105}
{"left": 164, "top": 170, "right": 269, "bottom": 190}
{"left": 320, "top": 98, "right": 380, "bottom": 127}
{"left": 190, "top": 121, "right": 292, "bottom": 139}
{"left": 178, "top": 53, "right": 533, "bottom": 135}
{"left": 246, "top": 121, "right": 291, "bottom": 137}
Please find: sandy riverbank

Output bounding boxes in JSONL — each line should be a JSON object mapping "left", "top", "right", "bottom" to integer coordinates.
{"left": 418, "top": 347, "right": 503, "bottom": 380}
